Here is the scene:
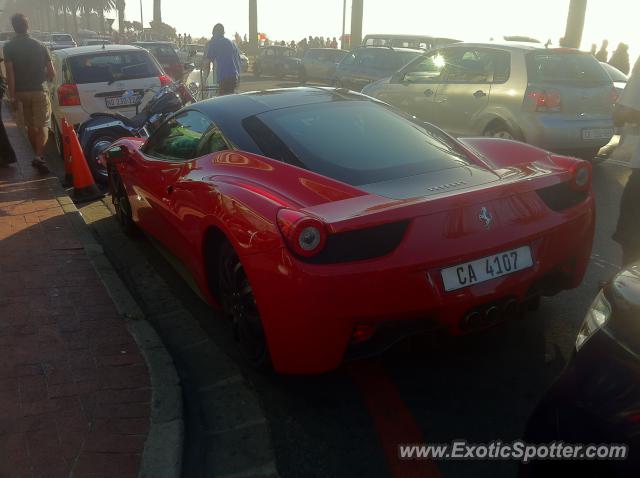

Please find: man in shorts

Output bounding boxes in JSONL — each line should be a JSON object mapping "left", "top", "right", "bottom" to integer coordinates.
{"left": 4, "top": 13, "right": 56, "bottom": 173}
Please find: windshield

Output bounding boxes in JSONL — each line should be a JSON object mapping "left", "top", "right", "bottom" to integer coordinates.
{"left": 246, "top": 101, "right": 469, "bottom": 186}
{"left": 526, "top": 51, "right": 611, "bottom": 85}
{"left": 68, "top": 51, "right": 160, "bottom": 84}
{"left": 600, "top": 62, "right": 628, "bottom": 83}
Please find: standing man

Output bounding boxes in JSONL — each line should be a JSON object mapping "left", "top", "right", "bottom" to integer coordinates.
{"left": 4, "top": 14, "right": 55, "bottom": 173}
{"left": 595, "top": 39, "right": 609, "bottom": 63}
{"left": 206, "top": 23, "right": 241, "bottom": 96}
{"left": 613, "top": 59, "right": 640, "bottom": 264}
{"left": 0, "top": 59, "right": 17, "bottom": 166}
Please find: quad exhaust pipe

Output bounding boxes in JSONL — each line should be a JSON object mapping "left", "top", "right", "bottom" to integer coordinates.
{"left": 461, "top": 298, "right": 522, "bottom": 331}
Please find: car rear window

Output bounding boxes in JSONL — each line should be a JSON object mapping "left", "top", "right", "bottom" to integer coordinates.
{"left": 68, "top": 51, "right": 160, "bottom": 84}
{"left": 526, "top": 51, "right": 611, "bottom": 85}
{"left": 245, "top": 100, "right": 470, "bottom": 186}
{"left": 52, "top": 34, "right": 73, "bottom": 42}
{"left": 144, "top": 44, "right": 179, "bottom": 62}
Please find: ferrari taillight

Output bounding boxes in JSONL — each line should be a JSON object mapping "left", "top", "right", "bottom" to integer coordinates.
{"left": 277, "top": 209, "right": 327, "bottom": 258}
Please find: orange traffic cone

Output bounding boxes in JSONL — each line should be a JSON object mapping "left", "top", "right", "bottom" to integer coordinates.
{"left": 60, "top": 118, "right": 73, "bottom": 187}
{"left": 67, "top": 126, "right": 104, "bottom": 202}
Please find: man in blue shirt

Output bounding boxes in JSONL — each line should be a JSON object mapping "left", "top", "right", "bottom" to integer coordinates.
{"left": 206, "top": 23, "right": 241, "bottom": 95}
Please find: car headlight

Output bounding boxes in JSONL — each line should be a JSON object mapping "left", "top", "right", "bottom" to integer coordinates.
{"left": 575, "top": 290, "right": 612, "bottom": 351}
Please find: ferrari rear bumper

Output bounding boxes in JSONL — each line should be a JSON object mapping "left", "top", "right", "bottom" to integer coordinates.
{"left": 242, "top": 202, "right": 595, "bottom": 374}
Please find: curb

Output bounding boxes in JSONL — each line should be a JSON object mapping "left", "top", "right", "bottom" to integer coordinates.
{"left": 88, "top": 198, "right": 280, "bottom": 477}
{"left": 55, "top": 194, "right": 184, "bottom": 478}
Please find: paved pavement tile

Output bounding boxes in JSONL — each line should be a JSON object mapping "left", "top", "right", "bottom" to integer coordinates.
{"left": 0, "top": 106, "right": 150, "bottom": 476}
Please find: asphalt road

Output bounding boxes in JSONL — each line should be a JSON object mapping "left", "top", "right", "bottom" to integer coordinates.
{"left": 45, "top": 75, "right": 629, "bottom": 478}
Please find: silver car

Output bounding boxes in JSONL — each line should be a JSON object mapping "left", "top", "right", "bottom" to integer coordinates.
{"left": 363, "top": 42, "right": 616, "bottom": 159}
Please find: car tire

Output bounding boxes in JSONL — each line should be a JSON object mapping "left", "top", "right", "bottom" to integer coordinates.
{"left": 109, "top": 167, "right": 138, "bottom": 236}
{"left": 483, "top": 123, "right": 522, "bottom": 141}
{"left": 85, "top": 132, "right": 122, "bottom": 185}
{"left": 218, "top": 241, "right": 272, "bottom": 372}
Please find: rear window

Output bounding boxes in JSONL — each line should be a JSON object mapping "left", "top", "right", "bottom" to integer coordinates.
{"left": 144, "top": 44, "right": 179, "bottom": 62}
{"left": 52, "top": 34, "right": 73, "bottom": 42}
{"left": 526, "top": 51, "right": 611, "bottom": 85}
{"left": 245, "top": 101, "right": 470, "bottom": 186}
{"left": 68, "top": 51, "right": 160, "bottom": 84}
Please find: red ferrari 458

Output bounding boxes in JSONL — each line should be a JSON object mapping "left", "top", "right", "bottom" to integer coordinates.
{"left": 105, "top": 87, "right": 595, "bottom": 374}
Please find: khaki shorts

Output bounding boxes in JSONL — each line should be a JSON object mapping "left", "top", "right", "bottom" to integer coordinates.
{"left": 16, "top": 91, "right": 51, "bottom": 129}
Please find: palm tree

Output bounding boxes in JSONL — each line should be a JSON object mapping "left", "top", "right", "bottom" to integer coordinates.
{"left": 116, "top": 0, "right": 125, "bottom": 35}
{"left": 91, "top": 0, "right": 115, "bottom": 33}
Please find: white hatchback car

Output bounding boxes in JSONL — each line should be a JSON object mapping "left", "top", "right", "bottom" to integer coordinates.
{"left": 49, "top": 44, "right": 170, "bottom": 152}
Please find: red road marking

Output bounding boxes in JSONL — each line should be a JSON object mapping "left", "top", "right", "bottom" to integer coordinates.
{"left": 348, "top": 360, "right": 442, "bottom": 478}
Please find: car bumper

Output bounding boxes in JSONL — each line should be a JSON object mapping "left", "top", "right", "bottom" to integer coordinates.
{"left": 519, "top": 114, "right": 614, "bottom": 152}
{"left": 242, "top": 203, "right": 595, "bottom": 374}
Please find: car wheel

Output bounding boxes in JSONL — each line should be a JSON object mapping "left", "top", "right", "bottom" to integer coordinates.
{"left": 218, "top": 242, "right": 271, "bottom": 371}
{"left": 86, "top": 133, "right": 121, "bottom": 184}
{"left": 484, "top": 124, "right": 519, "bottom": 140}
{"left": 109, "top": 168, "right": 137, "bottom": 236}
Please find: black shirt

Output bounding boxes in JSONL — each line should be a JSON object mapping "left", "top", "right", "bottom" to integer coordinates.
{"left": 3, "top": 33, "right": 51, "bottom": 92}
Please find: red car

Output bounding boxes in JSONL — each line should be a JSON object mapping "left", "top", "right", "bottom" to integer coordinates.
{"left": 105, "top": 88, "right": 595, "bottom": 374}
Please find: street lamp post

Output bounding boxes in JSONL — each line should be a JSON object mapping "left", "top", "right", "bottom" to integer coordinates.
{"left": 350, "top": 0, "right": 363, "bottom": 49}
{"left": 341, "top": 0, "right": 347, "bottom": 50}
{"left": 563, "top": 0, "right": 587, "bottom": 49}
{"left": 249, "top": 0, "right": 258, "bottom": 55}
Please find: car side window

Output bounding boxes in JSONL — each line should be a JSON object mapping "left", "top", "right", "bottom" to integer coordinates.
{"left": 491, "top": 51, "right": 511, "bottom": 83}
{"left": 195, "top": 124, "right": 229, "bottom": 157}
{"left": 143, "top": 111, "right": 214, "bottom": 161}
{"left": 442, "top": 48, "right": 497, "bottom": 84}
{"left": 340, "top": 52, "right": 356, "bottom": 66}
{"left": 402, "top": 51, "right": 447, "bottom": 83}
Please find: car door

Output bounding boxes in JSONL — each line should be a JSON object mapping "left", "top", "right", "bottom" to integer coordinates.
{"left": 433, "top": 47, "right": 496, "bottom": 136}
{"left": 336, "top": 50, "right": 357, "bottom": 87}
{"left": 128, "top": 110, "right": 215, "bottom": 254}
{"left": 372, "top": 50, "right": 448, "bottom": 125}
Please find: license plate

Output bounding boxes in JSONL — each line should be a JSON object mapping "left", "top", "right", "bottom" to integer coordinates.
{"left": 440, "top": 246, "right": 533, "bottom": 292}
{"left": 582, "top": 128, "right": 613, "bottom": 140}
{"left": 105, "top": 95, "right": 142, "bottom": 108}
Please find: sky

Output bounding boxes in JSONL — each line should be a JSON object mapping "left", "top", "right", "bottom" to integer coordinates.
{"left": 125, "top": 0, "right": 639, "bottom": 62}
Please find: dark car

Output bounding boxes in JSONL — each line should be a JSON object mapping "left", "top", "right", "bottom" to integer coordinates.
{"left": 333, "top": 46, "right": 423, "bottom": 91}
{"left": 253, "top": 45, "right": 301, "bottom": 78}
{"left": 132, "top": 41, "right": 186, "bottom": 81}
{"left": 299, "top": 48, "right": 348, "bottom": 83}
{"left": 521, "top": 264, "right": 640, "bottom": 477}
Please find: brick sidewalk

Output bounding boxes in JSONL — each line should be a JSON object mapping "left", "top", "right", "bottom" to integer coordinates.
{"left": 0, "top": 106, "right": 150, "bottom": 477}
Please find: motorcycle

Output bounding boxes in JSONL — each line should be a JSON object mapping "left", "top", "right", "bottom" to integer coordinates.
{"left": 77, "top": 81, "right": 195, "bottom": 183}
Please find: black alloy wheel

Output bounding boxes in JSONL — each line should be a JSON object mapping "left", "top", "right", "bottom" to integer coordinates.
{"left": 218, "top": 242, "right": 271, "bottom": 371}
{"left": 110, "top": 169, "right": 137, "bottom": 236}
